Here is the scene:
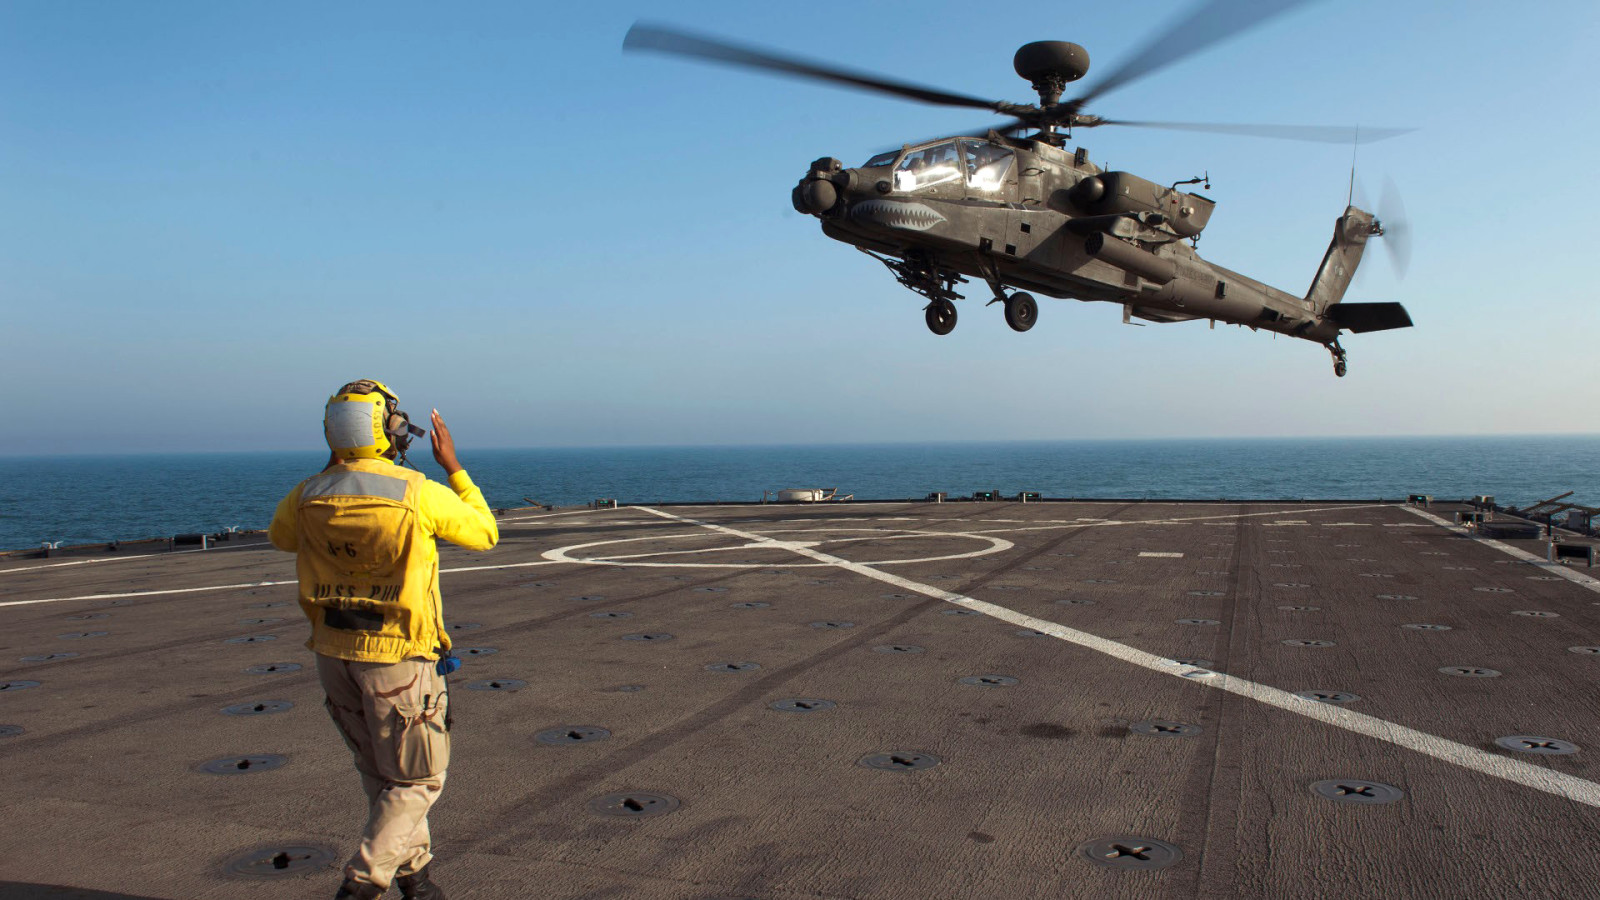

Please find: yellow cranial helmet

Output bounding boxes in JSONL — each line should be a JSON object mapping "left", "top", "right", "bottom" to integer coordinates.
{"left": 324, "top": 379, "right": 419, "bottom": 460}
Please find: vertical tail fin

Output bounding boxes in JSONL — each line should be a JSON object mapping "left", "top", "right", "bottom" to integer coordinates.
{"left": 1305, "top": 205, "right": 1378, "bottom": 314}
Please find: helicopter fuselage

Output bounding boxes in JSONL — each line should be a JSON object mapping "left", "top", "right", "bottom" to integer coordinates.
{"left": 794, "top": 134, "right": 1363, "bottom": 346}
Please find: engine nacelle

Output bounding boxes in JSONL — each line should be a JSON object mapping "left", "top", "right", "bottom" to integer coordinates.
{"left": 1068, "top": 171, "right": 1215, "bottom": 237}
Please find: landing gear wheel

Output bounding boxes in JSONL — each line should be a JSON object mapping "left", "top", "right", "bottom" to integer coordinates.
{"left": 925, "top": 299, "right": 957, "bottom": 335}
{"left": 1334, "top": 359, "right": 1347, "bottom": 378}
{"left": 1004, "top": 292, "right": 1037, "bottom": 332}
{"left": 1327, "top": 340, "right": 1348, "bottom": 378}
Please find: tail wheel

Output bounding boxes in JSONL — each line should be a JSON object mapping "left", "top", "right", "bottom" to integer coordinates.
{"left": 1328, "top": 339, "right": 1348, "bottom": 378}
{"left": 1004, "top": 292, "right": 1037, "bottom": 332}
{"left": 925, "top": 299, "right": 957, "bottom": 335}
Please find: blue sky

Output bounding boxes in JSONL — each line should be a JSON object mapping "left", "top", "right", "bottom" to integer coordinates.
{"left": 3, "top": 0, "right": 1597, "bottom": 455}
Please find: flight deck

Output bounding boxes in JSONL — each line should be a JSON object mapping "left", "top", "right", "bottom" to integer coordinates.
{"left": 2, "top": 498, "right": 1598, "bottom": 899}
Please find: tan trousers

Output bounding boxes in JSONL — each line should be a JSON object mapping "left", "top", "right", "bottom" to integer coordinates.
{"left": 317, "top": 654, "right": 450, "bottom": 890}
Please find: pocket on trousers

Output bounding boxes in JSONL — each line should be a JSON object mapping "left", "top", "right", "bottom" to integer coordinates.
{"left": 392, "top": 694, "right": 450, "bottom": 780}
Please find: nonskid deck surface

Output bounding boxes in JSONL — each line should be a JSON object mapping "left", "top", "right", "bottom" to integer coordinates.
{"left": 3, "top": 500, "right": 1599, "bottom": 899}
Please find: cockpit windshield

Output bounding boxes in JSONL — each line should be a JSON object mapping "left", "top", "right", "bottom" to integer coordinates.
{"left": 861, "top": 140, "right": 1016, "bottom": 194}
{"left": 959, "top": 140, "right": 1015, "bottom": 193}
{"left": 892, "top": 141, "right": 962, "bottom": 192}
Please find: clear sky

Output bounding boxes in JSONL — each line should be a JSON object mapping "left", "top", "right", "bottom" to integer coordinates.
{"left": 3, "top": 0, "right": 1597, "bottom": 455}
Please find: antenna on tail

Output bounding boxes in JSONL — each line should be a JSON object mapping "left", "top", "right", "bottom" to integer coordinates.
{"left": 1346, "top": 126, "right": 1360, "bottom": 207}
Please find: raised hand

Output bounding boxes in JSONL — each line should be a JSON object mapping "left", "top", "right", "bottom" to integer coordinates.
{"left": 430, "top": 409, "right": 462, "bottom": 475}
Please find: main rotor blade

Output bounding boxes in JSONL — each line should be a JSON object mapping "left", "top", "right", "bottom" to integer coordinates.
{"left": 625, "top": 22, "right": 1003, "bottom": 112}
{"left": 1094, "top": 119, "right": 1413, "bottom": 144}
{"left": 1069, "top": 0, "right": 1323, "bottom": 111}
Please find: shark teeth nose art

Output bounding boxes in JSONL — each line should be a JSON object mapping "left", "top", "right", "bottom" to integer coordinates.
{"left": 849, "top": 199, "right": 945, "bottom": 231}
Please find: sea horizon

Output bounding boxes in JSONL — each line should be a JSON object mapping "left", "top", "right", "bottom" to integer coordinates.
{"left": 3, "top": 434, "right": 1597, "bottom": 552}
{"left": 5, "top": 430, "right": 1599, "bottom": 461}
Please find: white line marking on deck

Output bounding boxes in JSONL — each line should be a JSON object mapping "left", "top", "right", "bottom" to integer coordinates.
{"left": 1401, "top": 506, "right": 1600, "bottom": 596}
{"left": 640, "top": 505, "right": 1600, "bottom": 810}
{"left": 1139, "top": 552, "right": 1184, "bottom": 558}
{"left": 0, "top": 581, "right": 296, "bottom": 608}
{"left": 0, "top": 540, "right": 262, "bottom": 576}
{"left": 1157, "top": 504, "right": 1388, "bottom": 524}
{"left": 0, "top": 559, "right": 566, "bottom": 608}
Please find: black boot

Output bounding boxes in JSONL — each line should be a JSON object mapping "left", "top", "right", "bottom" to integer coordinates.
{"left": 334, "top": 879, "right": 385, "bottom": 899}
{"left": 397, "top": 864, "right": 447, "bottom": 900}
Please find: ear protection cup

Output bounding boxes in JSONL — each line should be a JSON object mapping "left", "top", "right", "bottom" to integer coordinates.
{"left": 385, "top": 410, "right": 415, "bottom": 453}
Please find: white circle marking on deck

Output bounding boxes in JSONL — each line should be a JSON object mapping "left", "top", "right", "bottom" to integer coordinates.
{"left": 541, "top": 527, "right": 1011, "bottom": 569}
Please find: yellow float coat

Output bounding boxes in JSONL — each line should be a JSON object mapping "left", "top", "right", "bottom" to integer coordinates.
{"left": 269, "top": 458, "right": 498, "bottom": 663}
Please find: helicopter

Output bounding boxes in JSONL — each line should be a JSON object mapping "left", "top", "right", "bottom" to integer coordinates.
{"left": 624, "top": 0, "right": 1413, "bottom": 378}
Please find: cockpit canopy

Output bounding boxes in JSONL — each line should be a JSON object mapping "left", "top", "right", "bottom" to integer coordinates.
{"left": 862, "top": 149, "right": 900, "bottom": 168}
{"left": 862, "top": 139, "right": 1016, "bottom": 195}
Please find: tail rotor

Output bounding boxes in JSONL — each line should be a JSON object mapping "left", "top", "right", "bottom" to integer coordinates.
{"left": 1352, "top": 174, "right": 1412, "bottom": 282}
{"left": 1374, "top": 176, "right": 1411, "bottom": 280}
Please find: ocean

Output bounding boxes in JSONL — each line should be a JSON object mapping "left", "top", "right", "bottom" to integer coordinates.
{"left": 2, "top": 435, "right": 1596, "bottom": 552}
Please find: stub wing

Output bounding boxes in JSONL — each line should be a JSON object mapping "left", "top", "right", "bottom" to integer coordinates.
{"left": 1326, "top": 302, "right": 1413, "bottom": 333}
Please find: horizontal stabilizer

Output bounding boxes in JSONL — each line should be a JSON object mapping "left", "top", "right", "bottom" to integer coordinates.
{"left": 1327, "top": 302, "right": 1413, "bottom": 333}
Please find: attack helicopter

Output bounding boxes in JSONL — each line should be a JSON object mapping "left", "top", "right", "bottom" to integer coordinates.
{"left": 624, "top": 0, "right": 1414, "bottom": 377}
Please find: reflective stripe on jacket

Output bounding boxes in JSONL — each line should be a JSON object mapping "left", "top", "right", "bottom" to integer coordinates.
{"left": 269, "top": 458, "right": 498, "bottom": 663}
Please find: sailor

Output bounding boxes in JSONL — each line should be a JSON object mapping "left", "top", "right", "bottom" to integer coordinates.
{"left": 269, "top": 380, "right": 499, "bottom": 900}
